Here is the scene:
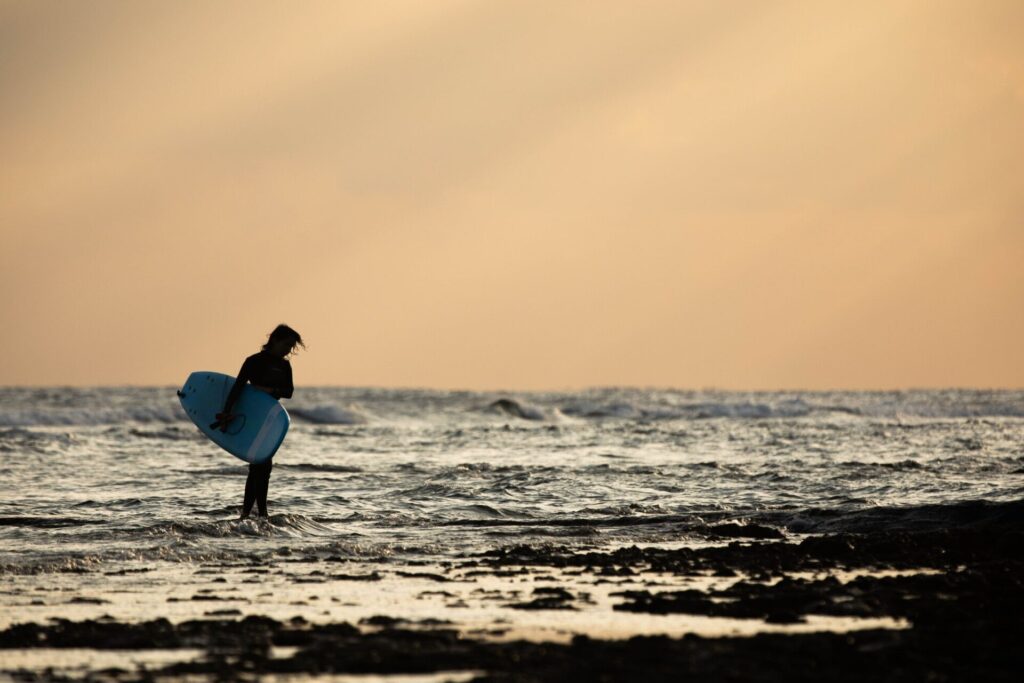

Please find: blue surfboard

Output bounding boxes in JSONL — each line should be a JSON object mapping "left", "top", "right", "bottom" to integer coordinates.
{"left": 178, "top": 371, "right": 289, "bottom": 464}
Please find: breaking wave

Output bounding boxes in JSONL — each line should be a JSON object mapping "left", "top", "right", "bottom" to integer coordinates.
{"left": 485, "top": 398, "right": 566, "bottom": 421}
{"left": 0, "top": 406, "right": 184, "bottom": 427}
{"left": 1, "top": 388, "right": 1022, "bottom": 426}
{"left": 140, "top": 513, "right": 337, "bottom": 539}
{"left": 290, "top": 404, "right": 369, "bottom": 425}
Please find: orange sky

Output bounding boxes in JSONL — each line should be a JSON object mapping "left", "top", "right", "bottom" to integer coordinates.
{"left": 2, "top": 1, "right": 1022, "bottom": 389}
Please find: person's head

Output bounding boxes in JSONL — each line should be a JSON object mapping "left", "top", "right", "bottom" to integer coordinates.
{"left": 263, "top": 324, "right": 305, "bottom": 358}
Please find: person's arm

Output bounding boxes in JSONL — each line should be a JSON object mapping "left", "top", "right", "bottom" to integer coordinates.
{"left": 222, "top": 356, "right": 254, "bottom": 415}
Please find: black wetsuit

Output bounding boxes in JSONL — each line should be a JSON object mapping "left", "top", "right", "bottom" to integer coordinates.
{"left": 223, "top": 351, "right": 294, "bottom": 518}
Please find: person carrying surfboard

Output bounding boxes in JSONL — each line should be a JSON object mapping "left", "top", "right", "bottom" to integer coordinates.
{"left": 214, "top": 324, "right": 305, "bottom": 519}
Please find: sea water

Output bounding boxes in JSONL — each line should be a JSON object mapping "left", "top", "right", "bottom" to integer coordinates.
{"left": 1, "top": 387, "right": 1022, "bottom": 640}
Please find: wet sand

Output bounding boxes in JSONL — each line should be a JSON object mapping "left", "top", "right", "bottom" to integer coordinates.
{"left": 3, "top": 501, "right": 1022, "bottom": 681}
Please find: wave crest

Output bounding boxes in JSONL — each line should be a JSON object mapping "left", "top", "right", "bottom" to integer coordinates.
{"left": 485, "top": 398, "right": 565, "bottom": 421}
{"left": 141, "top": 513, "right": 336, "bottom": 539}
{"left": 290, "top": 404, "right": 369, "bottom": 424}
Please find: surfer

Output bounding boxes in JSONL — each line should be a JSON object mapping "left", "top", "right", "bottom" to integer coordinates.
{"left": 214, "top": 324, "right": 305, "bottom": 519}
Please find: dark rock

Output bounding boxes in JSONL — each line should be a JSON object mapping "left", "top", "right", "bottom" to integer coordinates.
{"left": 708, "top": 522, "right": 785, "bottom": 540}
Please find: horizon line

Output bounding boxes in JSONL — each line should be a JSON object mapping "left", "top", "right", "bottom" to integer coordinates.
{"left": 2, "top": 383, "right": 1022, "bottom": 394}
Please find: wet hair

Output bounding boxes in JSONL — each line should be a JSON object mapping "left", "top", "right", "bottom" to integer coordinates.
{"left": 263, "top": 324, "right": 305, "bottom": 355}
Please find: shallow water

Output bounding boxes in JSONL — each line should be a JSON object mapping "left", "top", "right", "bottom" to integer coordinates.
{"left": 1, "top": 387, "right": 1022, "bottom": 640}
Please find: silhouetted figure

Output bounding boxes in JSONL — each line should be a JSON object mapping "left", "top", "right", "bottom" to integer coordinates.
{"left": 214, "top": 324, "right": 305, "bottom": 519}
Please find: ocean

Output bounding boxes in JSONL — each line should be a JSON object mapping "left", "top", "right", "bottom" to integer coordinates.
{"left": 1, "top": 387, "right": 1023, "bottom": 676}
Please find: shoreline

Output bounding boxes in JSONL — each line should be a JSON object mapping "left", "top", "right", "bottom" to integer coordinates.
{"left": 3, "top": 504, "right": 1022, "bottom": 681}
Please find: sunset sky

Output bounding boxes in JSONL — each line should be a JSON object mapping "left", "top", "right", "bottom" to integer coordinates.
{"left": 2, "top": 1, "right": 1022, "bottom": 390}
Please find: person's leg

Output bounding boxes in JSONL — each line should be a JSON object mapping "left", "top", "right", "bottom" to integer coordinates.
{"left": 241, "top": 465, "right": 258, "bottom": 519}
{"left": 255, "top": 459, "right": 273, "bottom": 517}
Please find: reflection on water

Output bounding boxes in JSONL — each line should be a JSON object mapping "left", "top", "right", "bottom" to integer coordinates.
{"left": 0, "top": 388, "right": 1020, "bottom": 676}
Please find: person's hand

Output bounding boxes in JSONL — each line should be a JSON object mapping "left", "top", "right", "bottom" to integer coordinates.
{"left": 211, "top": 412, "right": 237, "bottom": 432}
